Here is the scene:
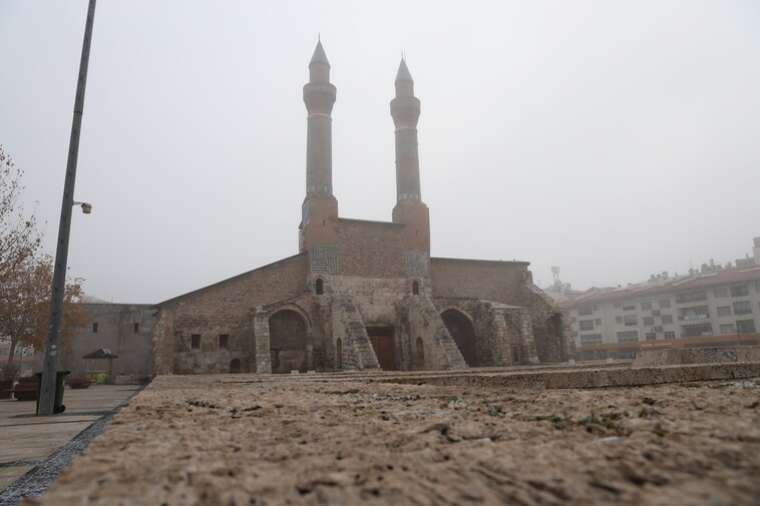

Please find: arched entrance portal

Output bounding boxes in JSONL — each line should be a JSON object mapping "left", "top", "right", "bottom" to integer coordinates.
{"left": 441, "top": 309, "right": 477, "bottom": 366}
{"left": 229, "top": 358, "right": 241, "bottom": 373}
{"left": 269, "top": 309, "right": 308, "bottom": 373}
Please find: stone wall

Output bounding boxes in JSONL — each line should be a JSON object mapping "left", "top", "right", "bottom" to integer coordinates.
{"left": 156, "top": 254, "right": 309, "bottom": 374}
{"left": 633, "top": 346, "right": 760, "bottom": 367}
{"left": 431, "top": 258, "right": 567, "bottom": 364}
{"left": 334, "top": 218, "right": 409, "bottom": 278}
{"left": 61, "top": 303, "right": 156, "bottom": 381}
{"left": 430, "top": 258, "right": 528, "bottom": 303}
{"left": 433, "top": 298, "right": 538, "bottom": 366}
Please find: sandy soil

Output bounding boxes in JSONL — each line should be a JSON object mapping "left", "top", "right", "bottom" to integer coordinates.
{"left": 30, "top": 374, "right": 760, "bottom": 506}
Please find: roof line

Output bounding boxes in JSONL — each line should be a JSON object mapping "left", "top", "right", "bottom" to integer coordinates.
{"left": 337, "top": 217, "right": 405, "bottom": 227}
{"left": 159, "top": 253, "right": 307, "bottom": 306}
{"left": 431, "top": 256, "right": 530, "bottom": 266}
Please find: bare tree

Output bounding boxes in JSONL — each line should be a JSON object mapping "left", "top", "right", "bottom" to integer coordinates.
{"left": 0, "top": 146, "right": 85, "bottom": 378}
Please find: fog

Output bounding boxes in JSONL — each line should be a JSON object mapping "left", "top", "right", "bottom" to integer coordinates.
{"left": 1, "top": 1, "right": 758, "bottom": 303}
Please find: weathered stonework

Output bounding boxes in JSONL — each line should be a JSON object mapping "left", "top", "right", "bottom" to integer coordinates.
{"left": 145, "top": 43, "right": 566, "bottom": 375}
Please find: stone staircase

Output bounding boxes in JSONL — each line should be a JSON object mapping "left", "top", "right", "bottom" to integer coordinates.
{"left": 331, "top": 296, "right": 380, "bottom": 371}
{"left": 402, "top": 295, "right": 467, "bottom": 370}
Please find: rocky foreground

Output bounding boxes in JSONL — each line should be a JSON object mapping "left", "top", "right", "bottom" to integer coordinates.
{"left": 31, "top": 374, "right": 760, "bottom": 505}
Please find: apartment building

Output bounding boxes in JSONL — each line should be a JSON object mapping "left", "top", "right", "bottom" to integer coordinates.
{"left": 563, "top": 239, "right": 760, "bottom": 360}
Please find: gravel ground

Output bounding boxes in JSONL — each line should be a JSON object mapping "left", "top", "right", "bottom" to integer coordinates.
{"left": 29, "top": 374, "right": 760, "bottom": 505}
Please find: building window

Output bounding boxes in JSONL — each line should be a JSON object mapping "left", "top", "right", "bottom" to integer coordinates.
{"left": 737, "top": 319, "right": 757, "bottom": 334}
{"left": 623, "top": 315, "right": 638, "bottom": 326}
{"left": 579, "top": 320, "right": 594, "bottom": 331}
{"left": 578, "top": 306, "right": 593, "bottom": 316}
{"left": 713, "top": 286, "right": 729, "bottom": 298}
{"left": 654, "top": 326, "right": 663, "bottom": 332}
{"left": 191, "top": 334, "right": 201, "bottom": 349}
{"left": 133, "top": 323, "right": 139, "bottom": 334}
{"left": 719, "top": 323, "right": 736, "bottom": 335}
{"left": 92, "top": 322, "right": 99, "bottom": 333}
{"left": 717, "top": 306, "right": 732, "bottom": 317}
{"left": 676, "top": 291, "right": 707, "bottom": 303}
{"left": 664, "top": 331, "right": 676, "bottom": 340}
{"left": 580, "top": 334, "right": 602, "bottom": 346}
{"left": 733, "top": 301, "right": 753, "bottom": 315}
{"left": 622, "top": 304, "right": 636, "bottom": 311}
{"left": 658, "top": 298, "right": 672, "bottom": 309}
{"left": 615, "top": 316, "right": 623, "bottom": 324}
{"left": 679, "top": 305, "right": 710, "bottom": 322}
{"left": 412, "top": 280, "right": 420, "bottom": 295}
{"left": 616, "top": 331, "right": 638, "bottom": 342}
{"left": 645, "top": 332, "right": 656, "bottom": 341}
{"left": 730, "top": 284, "right": 749, "bottom": 298}
{"left": 755, "top": 280, "right": 760, "bottom": 292}
{"left": 641, "top": 301, "right": 652, "bottom": 311}
{"left": 315, "top": 278, "right": 324, "bottom": 295}
{"left": 594, "top": 319, "right": 602, "bottom": 325}
{"left": 661, "top": 314, "right": 673, "bottom": 324}
{"left": 219, "top": 334, "right": 229, "bottom": 349}
{"left": 681, "top": 323, "right": 713, "bottom": 337}
{"left": 643, "top": 317, "right": 654, "bottom": 326}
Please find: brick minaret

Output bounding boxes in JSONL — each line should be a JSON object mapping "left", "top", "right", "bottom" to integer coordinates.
{"left": 300, "top": 40, "right": 338, "bottom": 252}
{"left": 391, "top": 58, "right": 430, "bottom": 254}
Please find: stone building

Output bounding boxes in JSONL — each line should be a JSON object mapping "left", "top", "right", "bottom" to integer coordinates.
{"left": 34, "top": 303, "right": 157, "bottom": 381}
{"left": 151, "top": 42, "right": 566, "bottom": 375}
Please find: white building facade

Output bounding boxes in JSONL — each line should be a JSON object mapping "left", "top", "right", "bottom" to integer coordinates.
{"left": 565, "top": 248, "right": 760, "bottom": 360}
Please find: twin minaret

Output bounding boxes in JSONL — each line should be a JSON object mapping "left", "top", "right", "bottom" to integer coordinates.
{"left": 300, "top": 41, "right": 430, "bottom": 254}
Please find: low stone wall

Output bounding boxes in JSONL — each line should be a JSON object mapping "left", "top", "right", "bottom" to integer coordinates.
{"left": 374, "top": 362, "right": 760, "bottom": 389}
{"left": 633, "top": 346, "right": 760, "bottom": 367}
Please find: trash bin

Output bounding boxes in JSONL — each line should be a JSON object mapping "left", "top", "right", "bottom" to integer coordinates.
{"left": 34, "top": 371, "right": 70, "bottom": 415}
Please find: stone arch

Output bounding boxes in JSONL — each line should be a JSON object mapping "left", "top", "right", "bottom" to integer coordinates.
{"left": 441, "top": 308, "right": 477, "bottom": 366}
{"left": 229, "top": 358, "right": 241, "bottom": 373}
{"left": 269, "top": 309, "right": 309, "bottom": 373}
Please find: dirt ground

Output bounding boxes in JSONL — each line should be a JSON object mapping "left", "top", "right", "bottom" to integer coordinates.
{"left": 30, "top": 374, "right": 760, "bottom": 506}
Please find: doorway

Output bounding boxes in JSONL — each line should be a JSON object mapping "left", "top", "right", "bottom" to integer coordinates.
{"left": 367, "top": 326, "right": 396, "bottom": 370}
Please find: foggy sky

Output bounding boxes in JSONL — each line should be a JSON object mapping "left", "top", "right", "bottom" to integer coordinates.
{"left": 1, "top": 1, "right": 759, "bottom": 303}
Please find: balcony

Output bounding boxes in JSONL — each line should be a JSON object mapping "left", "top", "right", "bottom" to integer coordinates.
{"left": 678, "top": 313, "right": 710, "bottom": 322}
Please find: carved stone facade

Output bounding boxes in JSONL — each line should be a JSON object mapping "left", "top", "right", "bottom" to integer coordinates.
{"left": 149, "top": 42, "right": 567, "bottom": 375}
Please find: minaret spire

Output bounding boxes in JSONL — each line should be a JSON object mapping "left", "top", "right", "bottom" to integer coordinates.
{"left": 300, "top": 40, "right": 338, "bottom": 252}
{"left": 391, "top": 57, "right": 429, "bottom": 254}
{"left": 391, "top": 57, "right": 421, "bottom": 204}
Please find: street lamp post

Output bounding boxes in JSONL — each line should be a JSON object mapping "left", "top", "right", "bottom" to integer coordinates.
{"left": 38, "top": 0, "right": 97, "bottom": 416}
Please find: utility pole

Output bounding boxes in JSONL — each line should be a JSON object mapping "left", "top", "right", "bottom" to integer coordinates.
{"left": 38, "top": 0, "right": 97, "bottom": 416}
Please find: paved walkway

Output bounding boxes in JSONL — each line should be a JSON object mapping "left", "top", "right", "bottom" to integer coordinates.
{"left": 0, "top": 385, "right": 140, "bottom": 491}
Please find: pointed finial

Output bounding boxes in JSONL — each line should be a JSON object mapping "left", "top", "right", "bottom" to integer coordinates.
{"left": 310, "top": 38, "right": 329, "bottom": 66}
{"left": 395, "top": 57, "right": 413, "bottom": 82}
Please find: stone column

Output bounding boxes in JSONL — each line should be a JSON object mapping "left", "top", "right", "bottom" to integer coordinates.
{"left": 253, "top": 306, "right": 271, "bottom": 374}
